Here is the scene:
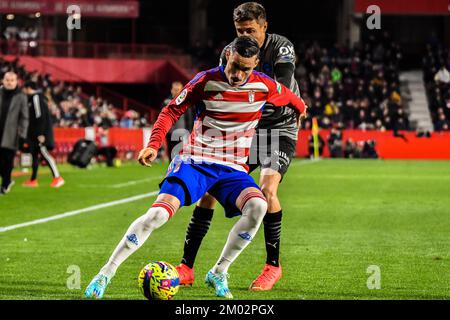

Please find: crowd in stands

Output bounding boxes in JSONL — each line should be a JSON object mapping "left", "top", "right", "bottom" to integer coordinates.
{"left": 0, "top": 57, "right": 148, "bottom": 129}
{"left": 189, "top": 32, "right": 407, "bottom": 158}
{"left": 1, "top": 26, "right": 39, "bottom": 56}
{"left": 189, "top": 32, "right": 410, "bottom": 135}
{"left": 422, "top": 42, "right": 450, "bottom": 132}
{"left": 296, "top": 32, "right": 409, "bottom": 133}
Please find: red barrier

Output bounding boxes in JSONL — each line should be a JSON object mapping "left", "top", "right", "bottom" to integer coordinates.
{"left": 297, "top": 130, "right": 450, "bottom": 159}
{"left": 52, "top": 128, "right": 450, "bottom": 161}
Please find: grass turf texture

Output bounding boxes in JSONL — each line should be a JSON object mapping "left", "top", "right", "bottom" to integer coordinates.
{"left": 0, "top": 159, "right": 449, "bottom": 300}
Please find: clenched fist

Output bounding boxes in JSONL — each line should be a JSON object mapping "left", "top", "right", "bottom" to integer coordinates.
{"left": 138, "top": 147, "right": 157, "bottom": 167}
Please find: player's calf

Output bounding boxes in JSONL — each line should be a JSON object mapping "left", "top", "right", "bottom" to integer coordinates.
{"left": 212, "top": 190, "right": 267, "bottom": 275}
{"left": 84, "top": 196, "right": 179, "bottom": 299}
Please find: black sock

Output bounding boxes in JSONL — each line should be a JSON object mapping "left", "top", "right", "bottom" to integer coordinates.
{"left": 181, "top": 206, "right": 214, "bottom": 269}
{"left": 264, "top": 210, "right": 282, "bottom": 267}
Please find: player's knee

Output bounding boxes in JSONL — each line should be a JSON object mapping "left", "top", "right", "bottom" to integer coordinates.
{"left": 197, "top": 193, "right": 217, "bottom": 209}
{"left": 242, "top": 197, "right": 267, "bottom": 225}
{"left": 143, "top": 207, "right": 170, "bottom": 231}
{"left": 260, "top": 184, "right": 279, "bottom": 203}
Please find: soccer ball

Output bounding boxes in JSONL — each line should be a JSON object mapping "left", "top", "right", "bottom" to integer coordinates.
{"left": 138, "top": 261, "right": 180, "bottom": 300}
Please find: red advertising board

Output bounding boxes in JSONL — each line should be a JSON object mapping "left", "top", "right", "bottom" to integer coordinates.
{"left": 354, "top": 0, "right": 450, "bottom": 15}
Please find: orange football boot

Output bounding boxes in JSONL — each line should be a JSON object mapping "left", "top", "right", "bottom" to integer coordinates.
{"left": 50, "top": 177, "right": 65, "bottom": 188}
{"left": 249, "top": 264, "right": 282, "bottom": 291}
{"left": 22, "top": 179, "right": 39, "bottom": 187}
{"left": 176, "top": 263, "right": 195, "bottom": 286}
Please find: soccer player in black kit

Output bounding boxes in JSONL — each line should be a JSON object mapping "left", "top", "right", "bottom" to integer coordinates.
{"left": 176, "top": 2, "right": 307, "bottom": 291}
{"left": 22, "top": 81, "right": 65, "bottom": 188}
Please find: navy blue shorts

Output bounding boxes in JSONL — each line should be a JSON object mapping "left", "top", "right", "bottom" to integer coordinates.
{"left": 159, "top": 156, "right": 261, "bottom": 218}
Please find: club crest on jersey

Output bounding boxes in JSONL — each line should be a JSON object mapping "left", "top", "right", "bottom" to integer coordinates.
{"left": 248, "top": 90, "right": 255, "bottom": 103}
{"left": 175, "top": 89, "right": 187, "bottom": 105}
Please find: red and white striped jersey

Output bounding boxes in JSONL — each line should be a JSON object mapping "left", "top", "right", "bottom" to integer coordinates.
{"left": 148, "top": 66, "right": 306, "bottom": 172}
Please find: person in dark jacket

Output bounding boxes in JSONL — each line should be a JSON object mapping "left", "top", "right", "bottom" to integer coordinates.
{"left": 22, "top": 81, "right": 65, "bottom": 188}
{"left": 0, "top": 71, "right": 28, "bottom": 195}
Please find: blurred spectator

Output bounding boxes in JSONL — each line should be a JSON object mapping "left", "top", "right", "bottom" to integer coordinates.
{"left": 327, "top": 127, "right": 343, "bottom": 158}
{"left": 422, "top": 41, "right": 450, "bottom": 131}
{"left": 361, "top": 140, "right": 378, "bottom": 159}
{"left": 0, "top": 71, "right": 28, "bottom": 195}
{"left": 163, "top": 81, "right": 195, "bottom": 161}
{"left": 434, "top": 65, "right": 450, "bottom": 84}
{"left": 344, "top": 138, "right": 357, "bottom": 158}
{"left": 96, "top": 125, "right": 117, "bottom": 167}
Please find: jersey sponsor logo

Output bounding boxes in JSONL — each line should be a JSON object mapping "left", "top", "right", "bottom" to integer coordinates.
{"left": 173, "top": 160, "right": 182, "bottom": 173}
{"left": 279, "top": 45, "right": 295, "bottom": 56}
{"left": 248, "top": 90, "right": 255, "bottom": 103}
{"left": 175, "top": 89, "right": 188, "bottom": 105}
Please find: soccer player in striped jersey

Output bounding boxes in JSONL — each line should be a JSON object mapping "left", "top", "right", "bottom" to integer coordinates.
{"left": 85, "top": 36, "right": 307, "bottom": 299}
{"left": 177, "top": 2, "right": 303, "bottom": 291}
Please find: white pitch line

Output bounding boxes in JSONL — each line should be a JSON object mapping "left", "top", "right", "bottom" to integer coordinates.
{"left": 111, "top": 177, "right": 162, "bottom": 188}
{"left": 290, "top": 158, "right": 322, "bottom": 166}
{"left": 0, "top": 191, "right": 159, "bottom": 233}
{"left": 78, "top": 176, "right": 163, "bottom": 189}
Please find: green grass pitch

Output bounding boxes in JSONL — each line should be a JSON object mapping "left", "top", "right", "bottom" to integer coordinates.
{"left": 0, "top": 159, "right": 449, "bottom": 300}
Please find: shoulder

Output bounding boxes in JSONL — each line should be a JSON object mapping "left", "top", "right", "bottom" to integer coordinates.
{"left": 268, "top": 33, "right": 294, "bottom": 49}
{"left": 17, "top": 91, "right": 28, "bottom": 102}
{"left": 188, "top": 67, "right": 221, "bottom": 86}
{"left": 251, "top": 71, "right": 278, "bottom": 87}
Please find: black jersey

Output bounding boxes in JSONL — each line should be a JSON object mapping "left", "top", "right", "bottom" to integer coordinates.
{"left": 220, "top": 33, "right": 301, "bottom": 140}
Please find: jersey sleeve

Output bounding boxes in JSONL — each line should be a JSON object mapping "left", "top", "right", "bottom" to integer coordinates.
{"left": 147, "top": 72, "right": 206, "bottom": 150}
{"left": 263, "top": 76, "right": 306, "bottom": 115}
{"left": 32, "top": 94, "right": 46, "bottom": 136}
{"left": 274, "top": 37, "right": 296, "bottom": 66}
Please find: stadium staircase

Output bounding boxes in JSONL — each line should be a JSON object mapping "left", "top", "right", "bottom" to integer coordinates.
{"left": 400, "top": 70, "right": 433, "bottom": 132}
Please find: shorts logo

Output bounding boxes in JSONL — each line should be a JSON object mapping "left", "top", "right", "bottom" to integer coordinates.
{"left": 238, "top": 232, "right": 253, "bottom": 241}
{"left": 175, "top": 89, "right": 188, "bottom": 105}
{"left": 248, "top": 90, "right": 255, "bottom": 103}
{"left": 126, "top": 233, "right": 139, "bottom": 246}
{"left": 173, "top": 161, "right": 182, "bottom": 173}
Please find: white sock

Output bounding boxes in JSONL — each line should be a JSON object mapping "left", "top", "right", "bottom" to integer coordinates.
{"left": 212, "top": 197, "right": 267, "bottom": 274}
{"left": 99, "top": 206, "right": 170, "bottom": 278}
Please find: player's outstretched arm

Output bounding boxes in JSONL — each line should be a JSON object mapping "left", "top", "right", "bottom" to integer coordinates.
{"left": 265, "top": 79, "right": 308, "bottom": 117}
{"left": 145, "top": 71, "right": 207, "bottom": 155}
{"left": 138, "top": 147, "right": 158, "bottom": 167}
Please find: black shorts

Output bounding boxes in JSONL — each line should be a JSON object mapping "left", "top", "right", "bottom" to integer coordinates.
{"left": 246, "top": 130, "right": 297, "bottom": 179}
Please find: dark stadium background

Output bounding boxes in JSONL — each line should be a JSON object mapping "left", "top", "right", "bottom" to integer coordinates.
{"left": 2, "top": 0, "right": 448, "bottom": 106}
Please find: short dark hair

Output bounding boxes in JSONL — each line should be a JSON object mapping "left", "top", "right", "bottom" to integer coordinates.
{"left": 230, "top": 36, "right": 260, "bottom": 58}
{"left": 24, "top": 80, "right": 38, "bottom": 90}
{"left": 233, "top": 2, "right": 266, "bottom": 23}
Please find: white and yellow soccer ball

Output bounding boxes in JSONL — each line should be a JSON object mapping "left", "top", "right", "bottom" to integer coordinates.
{"left": 138, "top": 261, "right": 180, "bottom": 300}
